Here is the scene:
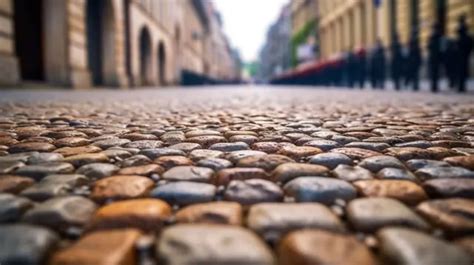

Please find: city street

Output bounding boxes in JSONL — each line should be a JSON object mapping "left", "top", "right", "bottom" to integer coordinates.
{"left": 1, "top": 86, "right": 474, "bottom": 264}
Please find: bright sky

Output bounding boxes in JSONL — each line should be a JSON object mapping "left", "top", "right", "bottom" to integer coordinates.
{"left": 212, "top": 0, "right": 289, "bottom": 62}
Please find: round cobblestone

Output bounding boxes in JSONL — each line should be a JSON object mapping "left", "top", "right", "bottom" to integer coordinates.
{"left": 2, "top": 88, "right": 474, "bottom": 263}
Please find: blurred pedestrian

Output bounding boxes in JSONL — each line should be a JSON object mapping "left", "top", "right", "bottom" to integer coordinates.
{"left": 369, "top": 51, "right": 377, "bottom": 88}
{"left": 346, "top": 49, "right": 357, "bottom": 88}
{"left": 444, "top": 39, "right": 458, "bottom": 89}
{"left": 357, "top": 48, "right": 367, "bottom": 89}
{"left": 406, "top": 31, "right": 422, "bottom": 91}
{"left": 401, "top": 42, "right": 410, "bottom": 88}
{"left": 390, "top": 33, "right": 403, "bottom": 90}
{"left": 372, "top": 39, "right": 386, "bottom": 89}
{"left": 428, "top": 23, "right": 443, "bottom": 92}
{"left": 456, "top": 15, "right": 473, "bottom": 92}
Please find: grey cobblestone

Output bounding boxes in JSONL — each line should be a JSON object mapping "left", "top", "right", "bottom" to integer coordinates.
{"left": 0, "top": 87, "right": 473, "bottom": 264}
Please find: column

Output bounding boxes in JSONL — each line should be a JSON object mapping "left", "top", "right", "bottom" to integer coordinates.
{"left": 354, "top": 3, "right": 363, "bottom": 48}
{"left": 365, "top": 0, "right": 376, "bottom": 47}
{"left": 343, "top": 14, "right": 350, "bottom": 50}
{"left": 68, "top": 0, "right": 92, "bottom": 88}
{"left": 44, "top": 0, "right": 69, "bottom": 85}
{"left": 332, "top": 22, "right": 337, "bottom": 55}
{"left": 0, "top": 0, "right": 19, "bottom": 85}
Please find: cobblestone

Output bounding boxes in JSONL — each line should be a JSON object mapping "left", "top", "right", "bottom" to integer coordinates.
{"left": 0, "top": 193, "right": 33, "bottom": 222}
{"left": 22, "top": 196, "right": 97, "bottom": 234}
{"left": 247, "top": 203, "right": 344, "bottom": 241}
{"left": 50, "top": 229, "right": 143, "bottom": 265}
{"left": 175, "top": 201, "right": 243, "bottom": 225}
{"left": 0, "top": 87, "right": 473, "bottom": 264}
{"left": 378, "top": 227, "right": 471, "bottom": 265}
{"left": 278, "top": 229, "right": 377, "bottom": 265}
{"left": 151, "top": 181, "right": 217, "bottom": 206}
{"left": 157, "top": 224, "right": 275, "bottom": 265}
{"left": 0, "top": 224, "right": 59, "bottom": 265}
{"left": 284, "top": 176, "right": 357, "bottom": 204}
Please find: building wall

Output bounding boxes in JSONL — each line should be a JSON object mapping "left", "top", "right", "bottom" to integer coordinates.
{"left": 129, "top": 0, "right": 177, "bottom": 86}
{"left": 203, "top": 5, "right": 239, "bottom": 82}
{"left": 181, "top": 0, "right": 205, "bottom": 75}
{"left": 291, "top": 0, "right": 318, "bottom": 36}
{"left": 68, "top": 0, "right": 127, "bottom": 88}
{"left": 0, "top": 0, "right": 237, "bottom": 88}
{"left": 320, "top": 0, "right": 377, "bottom": 56}
{"left": 319, "top": 0, "right": 474, "bottom": 61}
{"left": 259, "top": 4, "right": 292, "bottom": 81}
{"left": 0, "top": 0, "right": 128, "bottom": 88}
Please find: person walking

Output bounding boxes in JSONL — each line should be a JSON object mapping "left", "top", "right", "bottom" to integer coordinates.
{"left": 444, "top": 39, "right": 458, "bottom": 89}
{"left": 406, "top": 31, "right": 422, "bottom": 91}
{"left": 357, "top": 48, "right": 367, "bottom": 89}
{"left": 346, "top": 49, "right": 357, "bottom": 88}
{"left": 456, "top": 15, "right": 473, "bottom": 92}
{"left": 390, "top": 33, "right": 403, "bottom": 90}
{"left": 373, "top": 39, "right": 386, "bottom": 89}
{"left": 428, "top": 23, "right": 444, "bottom": 92}
{"left": 369, "top": 48, "right": 377, "bottom": 89}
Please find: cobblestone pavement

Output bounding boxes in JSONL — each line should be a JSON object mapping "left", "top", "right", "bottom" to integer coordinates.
{"left": 1, "top": 86, "right": 474, "bottom": 265}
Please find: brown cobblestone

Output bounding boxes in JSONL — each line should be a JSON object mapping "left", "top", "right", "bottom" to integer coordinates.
{"left": 2, "top": 88, "right": 474, "bottom": 264}
{"left": 50, "top": 229, "right": 142, "bottom": 265}
{"left": 88, "top": 199, "right": 171, "bottom": 232}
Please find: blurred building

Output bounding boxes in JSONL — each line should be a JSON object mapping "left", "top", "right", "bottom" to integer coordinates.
{"left": 290, "top": 0, "right": 319, "bottom": 66}
{"left": 203, "top": 1, "right": 241, "bottom": 83}
{"left": 291, "top": 0, "right": 318, "bottom": 35}
{"left": 231, "top": 49, "right": 243, "bottom": 82}
{"left": 0, "top": 0, "right": 240, "bottom": 88}
{"left": 258, "top": 4, "right": 292, "bottom": 81}
{"left": 319, "top": 0, "right": 474, "bottom": 59}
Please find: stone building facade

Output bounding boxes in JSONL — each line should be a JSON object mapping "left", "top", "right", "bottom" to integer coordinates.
{"left": 258, "top": 4, "right": 292, "bottom": 81}
{"left": 290, "top": 0, "right": 319, "bottom": 66}
{"left": 319, "top": 0, "right": 474, "bottom": 58}
{"left": 0, "top": 0, "right": 240, "bottom": 88}
{"left": 203, "top": 1, "right": 240, "bottom": 82}
{"left": 290, "top": 0, "right": 318, "bottom": 35}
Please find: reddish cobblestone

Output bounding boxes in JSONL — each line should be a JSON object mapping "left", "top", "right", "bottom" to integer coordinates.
{"left": 0, "top": 87, "right": 473, "bottom": 264}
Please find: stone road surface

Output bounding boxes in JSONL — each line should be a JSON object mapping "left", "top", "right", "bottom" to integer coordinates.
{"left": 1, "top": 86, "right": 474, "bottom": 265}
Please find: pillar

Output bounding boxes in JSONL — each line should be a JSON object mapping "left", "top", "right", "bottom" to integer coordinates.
{"left": 365, "top": 0, "right": 376, "bottom": 47}
{"left": 354, "top": 3, "right": 363, "bottom": 48}
{"left": 0, "top": 0, "right": 19, "bottom": 85}
{"left": 44, "top": 0, "right": 69, "bottom": 85}
{"left": 68, "top": 0, "right": 92, "bottom": 88}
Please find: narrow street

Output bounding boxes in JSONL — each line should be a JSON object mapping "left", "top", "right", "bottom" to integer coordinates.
{"left": 1, "top": 86, "right": 474, "bottom": 264}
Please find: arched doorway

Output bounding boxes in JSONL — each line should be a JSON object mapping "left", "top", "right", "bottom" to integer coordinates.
{"left": 86, "top": 0, "right": 116, "bottom": 86}
{"left": 139, "top": 27, "right": 152, "bottom": 86}
{"left": 13, "top": 0, "right": 44, "bottom": 81}
{"left": 157, "top": 42, "right": 166, "bottom": 86}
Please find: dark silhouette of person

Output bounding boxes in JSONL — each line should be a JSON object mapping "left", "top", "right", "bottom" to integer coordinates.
{"left": 390, "top": 33, "right": 403, "bottom": 90}
{"left": 357, "top": 48, "right": 367, "bottom": 89}
{"left": 428, "top": 23, "right": 444, "bottom": 92}
{"left": 346, "top": 49, "right": 357, "bottom": 87}
{"left": 456, "top": 15, "right": 473, "bottom": 92}
{"left": 401, "top": 42, "right": 410, "bottom": 88}
{"left": 372, "top": 39, "right": 386, "bottom": 89}
{"left": 406, "top": 31, "right": 422, "bottom": 91}
{"left": 444, "top": 39, "right": 458, "bottom": 89}
{"left": 369, "top": 49, "right": 377, "bottom": 88}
